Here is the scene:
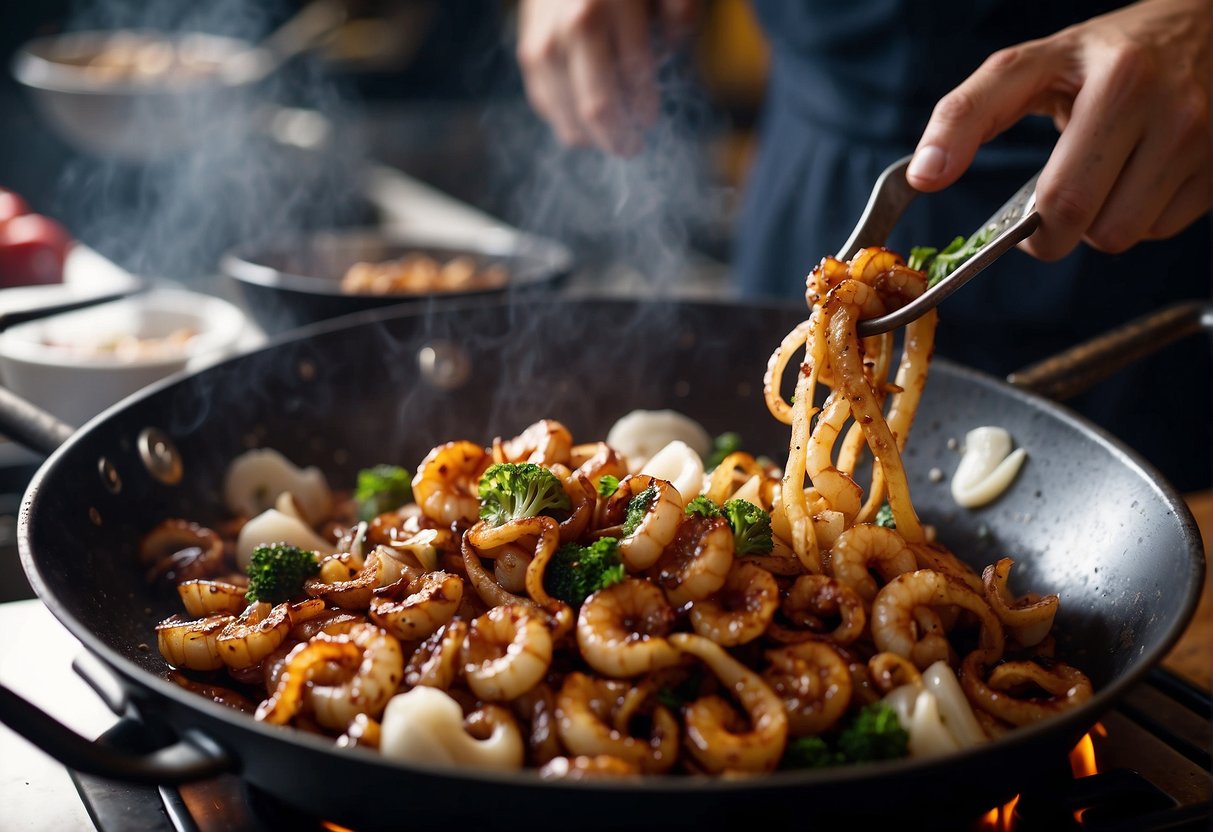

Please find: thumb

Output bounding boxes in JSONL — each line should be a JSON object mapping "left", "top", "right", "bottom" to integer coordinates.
{"left": 907, "top": 42, "right": 1065, "bottom": 191}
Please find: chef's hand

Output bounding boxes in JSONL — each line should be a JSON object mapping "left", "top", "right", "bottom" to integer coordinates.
{"left": 906, "top": 0, "right": 1210, "bottom": 261}
{"left": 516, "top": 0, "right": 698, "bottom": 156}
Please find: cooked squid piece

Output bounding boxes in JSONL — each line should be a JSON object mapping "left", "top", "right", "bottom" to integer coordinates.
{"left": 380, "top": 686, "right": 525, "bottom": 770}
{"left": 224, "top": 447, "right": 331, "bottom": 525}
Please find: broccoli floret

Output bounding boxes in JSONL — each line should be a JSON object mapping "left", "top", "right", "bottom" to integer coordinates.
{"left": 723, "top": 498, "right": 773, "bottom": 555}
{"left": 836, "top": 702, "right": 910, "bottom": 763}
{"left": 706, "top": 431, "right": 743, "bottom": 470}
{"left": 245, "top": 543, "right": 319, "bottom": 603}
{"left": 597, "top": 474, "right": 620, "bottom": 499}
{"left": 874, "top": 501, "right": 896, "bottom": 529}
{"left": 354, "top": 464, "right": 413, "bottom": 521}
{"left": 545, "top": 537, "right": 626, "bottom": 606}
{"left": 685, "top": 495, "right": 722, "bottom": 518}
{"left": 779, "top": 703, "right": 909, "bottom": 770}
{"left": 478, "top": 463, "right": 570, "bottom": 527}
{"left": 782, "top": 736, "right": 843, "bottom": 769}
{"left": 621, "top": 484, "right": 658, "bottom": 536}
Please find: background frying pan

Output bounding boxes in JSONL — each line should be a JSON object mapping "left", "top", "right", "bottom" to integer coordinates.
{"left": 0, "top": 297, "right": 1205, "bottom": 830}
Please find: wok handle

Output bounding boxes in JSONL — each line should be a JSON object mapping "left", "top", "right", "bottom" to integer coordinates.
{"left": 1007, "top": 300, "right": 1212, "bottom": 400}
{"left": 0, "top": 682, "right": 233, "bottom": 784}
{"left": 0, "top": 385, "right": 75, "bottom": 455}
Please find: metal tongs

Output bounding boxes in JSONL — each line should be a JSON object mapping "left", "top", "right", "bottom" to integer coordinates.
{"left": 839, "top": 156, "right": 1042, "bottom": 337}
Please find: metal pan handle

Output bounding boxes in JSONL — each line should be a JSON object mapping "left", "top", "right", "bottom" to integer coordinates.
{"left": 0, "top": 681, "right": 232, "bottom": 784}
{"left": 0, "top": 385, "right": 75, "bottom": 455}
{"left": 1007, "top": 301, "right": 1212, "bottom": 399}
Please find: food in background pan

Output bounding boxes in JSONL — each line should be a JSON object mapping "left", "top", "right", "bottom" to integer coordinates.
{"left": 147, "top": 246, "right": 1090, "bottom": 776}
{"left": 340, "top": 253, "right": 509, "bottom": 296}
{"left": 51, "top": 32, "right": 228, "bottom": 84}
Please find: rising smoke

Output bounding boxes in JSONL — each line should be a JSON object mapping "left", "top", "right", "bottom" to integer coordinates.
{"left": 53, "top": 0, "right": 363, "bottom": 285}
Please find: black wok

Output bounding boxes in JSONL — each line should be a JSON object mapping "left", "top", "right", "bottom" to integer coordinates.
{"left": 1, "top": 298, "right": 1205, "bottom": 830}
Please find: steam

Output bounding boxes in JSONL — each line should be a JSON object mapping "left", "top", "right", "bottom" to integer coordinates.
{"left": 483, "top": 49, "right": 727, "bottom": 297}
{"left": 52, "top": 0, "right": 363, "bottom": 284}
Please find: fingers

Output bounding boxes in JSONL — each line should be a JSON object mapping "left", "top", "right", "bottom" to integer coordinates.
{"left": 906, "top": 43, "right": 1063, "bottom": 191}
{"left": 612, "top": 1, "right": 660, "bottom": 137}
{"left": 1147, "top": 174, "right": 1213, "bottom": 241}
{"left": 567, "top": 19, "right": 639, "bottom": 154}
{"left": 517, "top": 3, "right": 589, "bottom": 147}
{"left": 1024, "top": 57, "right": 1148, "bottom": 260}
{"left": 912, "top": 0, "right": 1211, "bottom": 260}
{"left": 517, "top": 0, "right": 662, "bottom": 156}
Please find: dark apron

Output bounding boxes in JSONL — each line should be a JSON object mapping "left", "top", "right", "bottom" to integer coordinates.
{"left": 736, "top": 0, "right": 1212, "bottom": 491}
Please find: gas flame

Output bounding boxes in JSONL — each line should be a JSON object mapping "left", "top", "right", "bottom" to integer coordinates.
{"left": 975, "top": 724, "right": 1103, "bottom": 830}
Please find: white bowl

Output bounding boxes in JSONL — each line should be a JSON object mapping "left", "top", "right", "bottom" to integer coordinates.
{"left": 11, "top": 30, "right": 269, "bottom": 161}
{"left": 0, "top": 288, "right": 246, "bottom": 427}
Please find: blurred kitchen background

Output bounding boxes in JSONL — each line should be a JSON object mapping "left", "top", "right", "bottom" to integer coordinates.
{"left": 0, "top": 0, "right": 772, "bottom": 600}
{"left": 0, "top": 0, "right": 768, "bottom": 284}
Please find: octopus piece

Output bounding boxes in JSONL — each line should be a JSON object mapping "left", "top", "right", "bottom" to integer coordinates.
{"left": 871, "top": 569, "right": 1005, "bottom": 670}
{"left": 576, "top": 579, "right": 679, "bottom": 678}
{"left": 827, "top": 523, "right": 918, "bottom": 603}
{"left": 554, "top": 672, "right": 679, "bottom": 773}
{"left": 493, "top": 419, "right": 573, "bottom": 467}
{"left": 688, "top": 562, "right": 779, "bottom": 647}
{"left": 982, "top": 558, "right": 1059, "bottom": 647}
{"left": 156, "top": 613, "right": 234, "bottom": 671}
{"left": 602, "top": 475, "right": 686, "bottom": 571}
{"left": 141, "top": 519, "right": 226, "bottom": 583}
{"left": 404, "top": 619, "right": 468, "bottom": 691}
{"left": 570, "top": 441, "right": 629, "bottom": 491}
{"left": 176, "top": 579, "right": 248, "bottom": 617}
{"left": 216, "top": 601, "right": 293, "bottom": 670}
{"left": 652, "top": 513, "right": 734, "bottom": 607}
{"left": 769, "top": 574, "right": 866, "bottom": 645}
{"left": 304, "top": 624, "right": 404, "bottom": 730}
{"left": 763, "top": 641, "right": 852, "bottom": 736}
{"left": 306, "top": 548, "right": 406, "bottom": 610}
{"left": 512, "top": 681, "right": 563, "bottom": 767}
{"left": 463, "top": 604, "right": 552, "bottom": 701}
{"left": 670, "top": 633, "right": 788, "bottom": 774}
{"left": 961, "top": 653, "right": 1093, "bottom": 727}
{"left": 413, "top": 440, "right": 490, "bottom": 526}
{"left": 910, "top": 541, "right": 984, "bottom": 594}
{"left": 370, "top": 571, "right": 464, "bottom": 641}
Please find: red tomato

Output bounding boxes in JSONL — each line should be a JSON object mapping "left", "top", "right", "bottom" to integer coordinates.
{"left": 0, "top": 213, "right": 72, "bottom": 287}
{"left": 0, "top": 189, "right": 30, "bottom": 225}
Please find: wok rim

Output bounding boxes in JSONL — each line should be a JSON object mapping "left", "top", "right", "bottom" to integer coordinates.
{"left": 15, "top": 296, "right": 1206, "bottom": 794}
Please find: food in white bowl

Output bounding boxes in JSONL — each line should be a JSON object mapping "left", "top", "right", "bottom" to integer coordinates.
{"left": 0, "top": 288, "right": 246, "bottom": 426}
